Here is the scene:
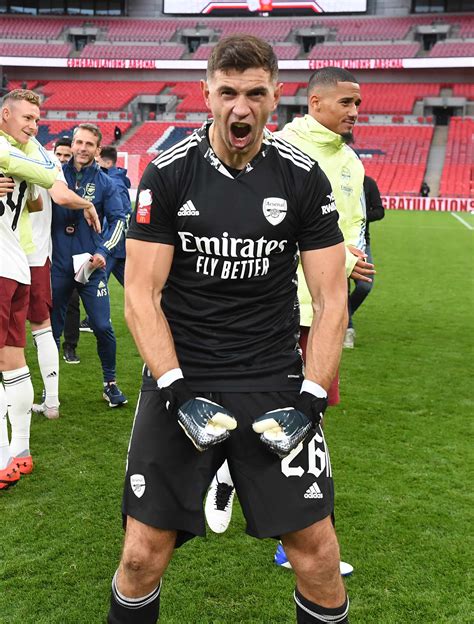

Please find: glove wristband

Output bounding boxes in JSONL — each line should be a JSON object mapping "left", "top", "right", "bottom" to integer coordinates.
{"left": 157, "top": 368, "right": 184, "bottom": 389}
{"left": 160, "top": 378, "right": 194, "bottom": 414}
{"left": 301, "top": 379, "right": 327, "bottom": 399}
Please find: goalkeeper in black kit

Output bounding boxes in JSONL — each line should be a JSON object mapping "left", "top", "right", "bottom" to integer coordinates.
{"left": 108, "top": 35, "right": 349, "bottom": 624}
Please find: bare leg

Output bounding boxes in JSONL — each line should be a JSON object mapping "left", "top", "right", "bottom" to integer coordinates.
{"left": 116, "top": 516, "right": 177, "bottom": 597}
{"left": 282, "top": 515, "right": 346, "bottom": 607}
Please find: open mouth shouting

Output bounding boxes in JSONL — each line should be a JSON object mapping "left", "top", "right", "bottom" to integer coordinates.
{"left": 230, "top": 122, "right": 252, "bottom": 149}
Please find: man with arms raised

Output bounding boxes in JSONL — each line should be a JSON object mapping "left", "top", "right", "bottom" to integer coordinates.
{"left": 108, "top": 36, "right": 349, "bottom": 623}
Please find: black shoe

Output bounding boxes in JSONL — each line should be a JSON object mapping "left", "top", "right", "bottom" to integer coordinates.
{"left": 63, "top": 345, "right": 80, "bottom": 364}
{"left": 79, "top": 318, "right": 93, "bottom": 333}
{"left": 103, "top": 382, "right": 128, "bottom": 407}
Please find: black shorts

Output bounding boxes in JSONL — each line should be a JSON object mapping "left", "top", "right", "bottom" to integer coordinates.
{"left": 122, "top": 384, "right": 334, "bottom": 547}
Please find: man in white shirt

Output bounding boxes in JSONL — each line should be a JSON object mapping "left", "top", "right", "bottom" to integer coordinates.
{"left": 0, "top": 89, "right": 58, "bottom": 490}
{"left": 0, "top": 91, "right": 99, "bottom": 490}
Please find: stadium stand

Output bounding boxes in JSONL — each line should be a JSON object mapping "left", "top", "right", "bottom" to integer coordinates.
{"left": 40, "top": 81, "right": 166, "bottom": 111}
{"left": 439, "top": 117, "right": 474, "bottom": 198}
{"left": 37, "top": 120, "right": 131, "bottom": 149}
{"left": 191, "top": 44, "right": 216, "bottom": 60}
{"left": 119, "top": 122, "right": 201, "bottom": 185}
{"left": 458, "top": 15, "right": 474, "bottom": 37}
{"left": 0, "top": 16, "right": 81, "bottom": 38}
{"left": 210, "top": 19, "right": 293, "bottom": 39}
{"left": 332, "top": 16, "right": 415, "bottom": 40}
{"left": 452, "top": 83, "right": 474, "bottom": 99}
{"left": 356, "top": 125, "right": 434, "bottom": 196}
{"left": 428, "top": 41, "right": 474, "bottom": 57}
{"left": 88, "top": 18, "right": 197, "bottom": 42}
{"left": 308, "top": 43, "right": 420, "bottom": 60}
{"left": 272, "top": 44, "right": 301, "bottom": 60}
{"left": 120, "top": 121, "right": 201, "bottom": 154}
{"left": 7, "top": 80, "right": 41, "bottom": 90}
{"left": 359, "top": 83, "right": 441, "bottom": 114}
{"left": 0, "top": 43, "right": 72, "bottom": 57}
{"left": 281, "top": 83, "right": 305, "bottom": 96}
{"left": 80, "top": 44, "right": 186, "bottom": 60}
{"left": 1, "top": 11, "right": 472, "bottom": 198}
{"left": 170, "top": 83, "right": 206, "bottom": 113}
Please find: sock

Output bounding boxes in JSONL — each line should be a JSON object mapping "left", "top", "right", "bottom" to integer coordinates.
{"left": 216, "top": 459, "right": 233, "bottom": 486}
{"left": 0, "top": 383, "right": 11, "bottom": 469}
{"left": 294, "top": 588, "right": 349, "bottom": 623}
{"left": 108, "top": 571, "right": 161, "bottom": 624}
{"left": 3, "top": 367, "right": 33, "bottom": 458}
{"left": 33, "top": 327, "right": 60, "bottom": 408}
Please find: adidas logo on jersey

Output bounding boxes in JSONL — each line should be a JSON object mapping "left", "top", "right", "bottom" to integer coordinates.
{"left": 304, "top": 482, "right": 323, "bottom": 499}
{"left": 98, "top": 280, "right": 106, "bottom": 288}
{"left": 177, "top": 200, "right": 199, "bottom": 217}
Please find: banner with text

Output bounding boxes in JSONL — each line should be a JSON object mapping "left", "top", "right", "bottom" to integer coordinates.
{"left": 1, "top": 56, "right": 472, "bottom": 70}
{"left": 383, "top": 196, "right": 474, "bottom": 212}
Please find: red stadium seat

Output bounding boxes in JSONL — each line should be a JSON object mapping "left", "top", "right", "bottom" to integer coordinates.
{"left": 439, "top": 118, "right": 474, "bottom": 198}
{"left": 357, "top": 125, "right": 434, "bottom": 196}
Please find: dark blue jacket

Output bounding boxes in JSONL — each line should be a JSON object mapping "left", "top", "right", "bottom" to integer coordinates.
{"left": 104, "top": 166, "right": 132, "bottom": 259}
{"left": 51, "top": 160, "right": 126, "bottom": 274}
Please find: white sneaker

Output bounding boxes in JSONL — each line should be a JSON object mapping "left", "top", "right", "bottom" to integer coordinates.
{"left": 32, "top": 403, "right": 60, "bottom": 420}
{"left": 205, "top": 474, "right": 235, "bottom": 533}
{"left": 343, "top": 328, "right": 355, "bottom": 349}
{"left": 340, "top": 561, "right": 354, "bottom": 576}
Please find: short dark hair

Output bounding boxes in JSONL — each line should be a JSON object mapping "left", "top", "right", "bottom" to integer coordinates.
{"left": 207, "top": 35, "right": 278, "bottom": 82}
{"left": 100, "top": 145, "right": 117, "bottom": 164}
{"left": 54, "top": 137, "right": 72, "bottom": 150}
{"left": 72, "top": 122, "right": 102, "bottom": 146}
{"left": 307, "top": 67, "right": 358, "bottom": 96}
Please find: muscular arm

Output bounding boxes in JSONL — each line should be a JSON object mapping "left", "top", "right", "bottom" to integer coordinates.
{"left": 50, "top": 179, "right": 91, "bottom": 209}
{"left": 301, "top": 242, "right": 348, "bottom": 391}
{"left": 125, "top": 238, "right": 179, "bottom": 379}
{"left": 49, "top": 179, "right": 101, "bottom": 232}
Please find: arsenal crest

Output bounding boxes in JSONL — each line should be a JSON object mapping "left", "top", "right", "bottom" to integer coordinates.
{"left": 262, "top": 197, "right": 287, "bottom": 226}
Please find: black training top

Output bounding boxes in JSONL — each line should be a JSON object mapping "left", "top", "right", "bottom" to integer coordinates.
{"left": 127, "top": 121, "right": 343, "bottom": 392}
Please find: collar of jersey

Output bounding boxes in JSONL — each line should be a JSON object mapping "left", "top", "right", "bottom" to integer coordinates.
{"left": 67, "top": 160, "right": 100, "bottom": 177}
{"left": 283, "top": 115, "right": 345, "bottom": 149}
{"left": 0, "top": 128, "right": 26, "bottom": 151}
{"left": 197, "top": 120, "right": 272, "bottom": 179}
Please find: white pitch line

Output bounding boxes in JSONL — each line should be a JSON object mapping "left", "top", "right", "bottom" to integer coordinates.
{"left": 451, "top": 212, "right": 474, "bottom": 231}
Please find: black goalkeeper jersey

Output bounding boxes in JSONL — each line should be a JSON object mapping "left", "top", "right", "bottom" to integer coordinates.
{"left": 127, "top": 122, "right": 343, "bottom": 392}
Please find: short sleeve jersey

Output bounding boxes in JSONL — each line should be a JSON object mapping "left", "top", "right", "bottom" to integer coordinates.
{"left": 127, "top": 122, "right": 343, "bottom": 392}
{"left": 0, "top": 170, "right": 32, "bottom": 284}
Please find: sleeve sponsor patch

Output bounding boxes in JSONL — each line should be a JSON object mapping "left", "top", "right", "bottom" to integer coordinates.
{"left": 321, "top": 192, "right": 337, "bottom": 215}
{"left": 136, "top": 189, "right": 152, "bottom": 224}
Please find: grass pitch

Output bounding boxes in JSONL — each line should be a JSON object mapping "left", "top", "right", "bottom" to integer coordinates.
{"left": 1, "top": 210, "right": 472, "bottom": 623}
